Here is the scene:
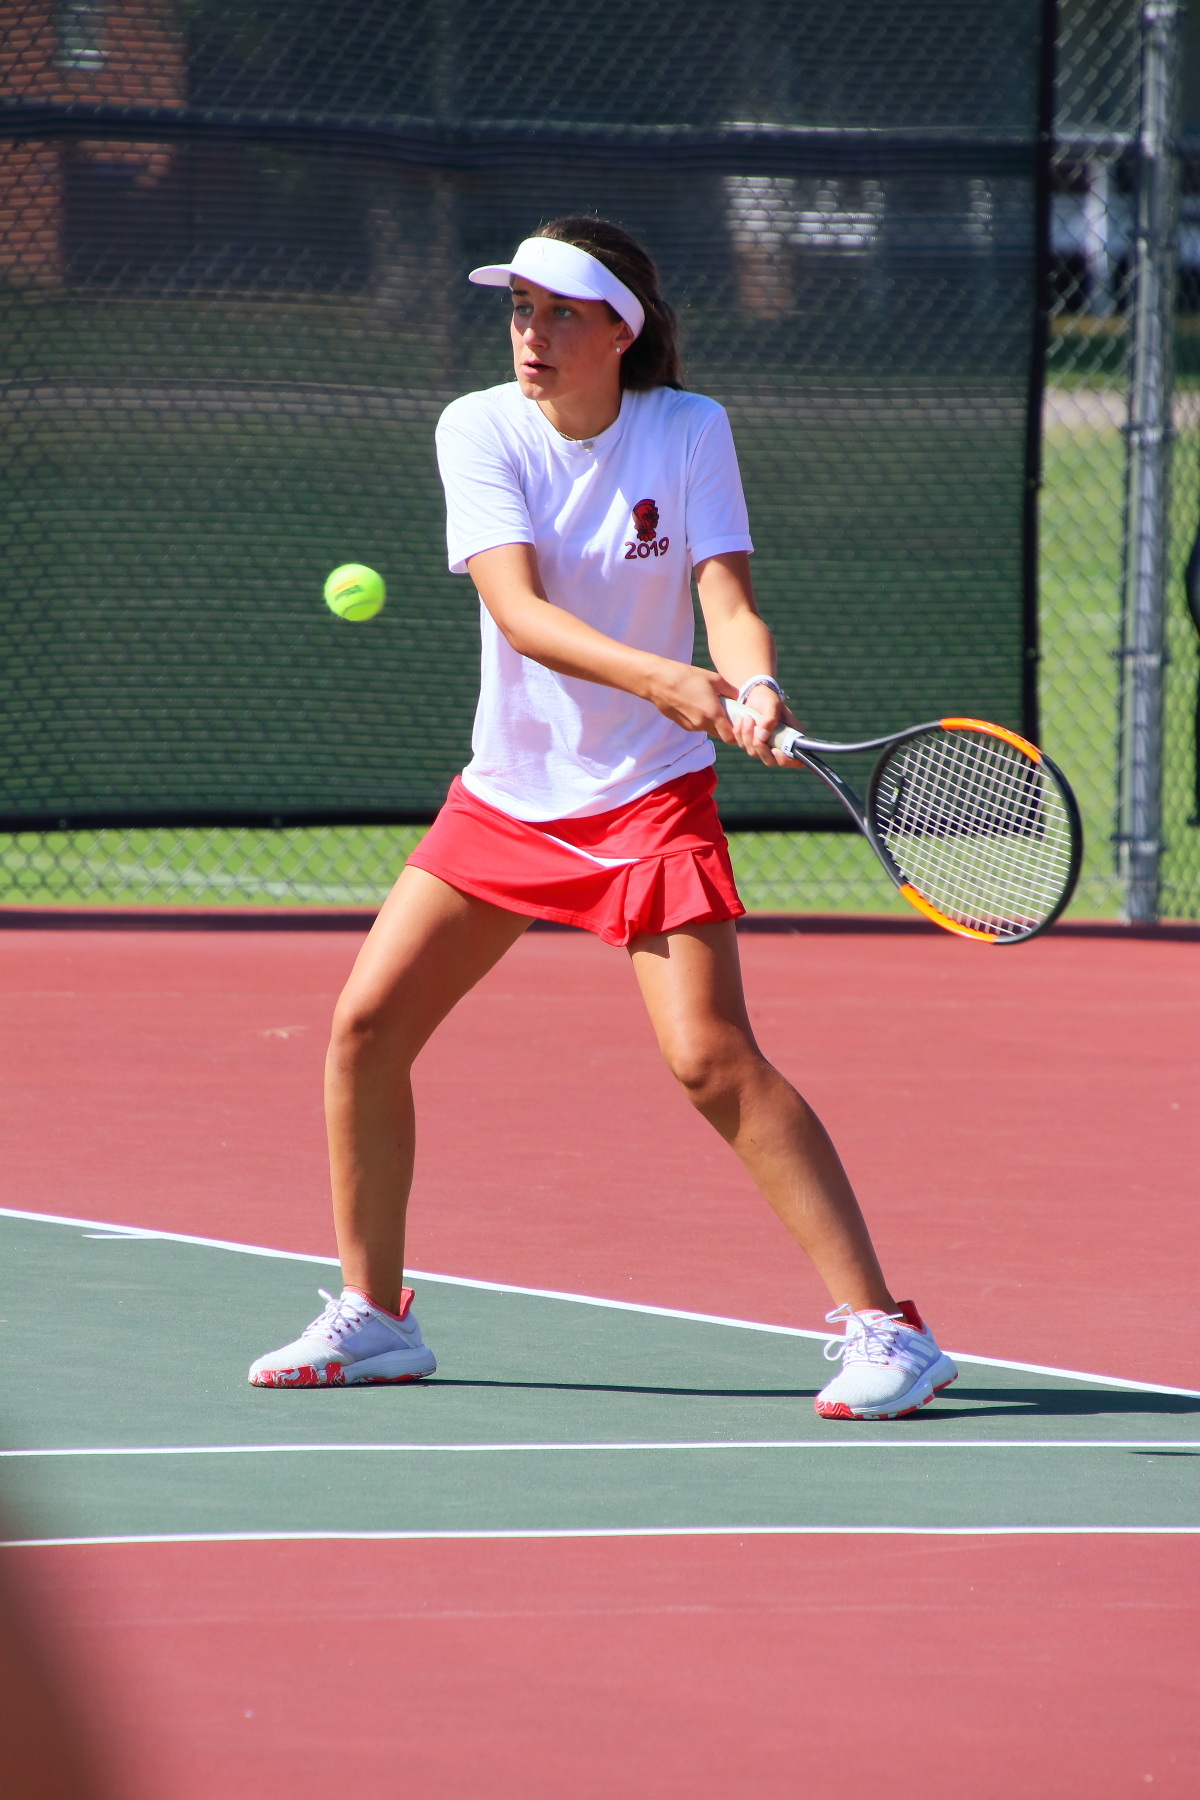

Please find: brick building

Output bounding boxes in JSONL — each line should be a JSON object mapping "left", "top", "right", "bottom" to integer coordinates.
{"left": 0, "top": 1, "right": 185, "bottom": 285}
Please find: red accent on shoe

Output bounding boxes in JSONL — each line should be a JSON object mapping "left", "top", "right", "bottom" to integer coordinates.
{"left": 894, "top": 1299, "right": 925, "bottom": 1332}
{"left": 814, "top": 1399, "right": 857, "bottom": 1419}
{"left": 252, "top": 1364, "right": 345, "bottom": 1389}
{"left": 344, "top": 1285, "right": 415, "bottom": 1322}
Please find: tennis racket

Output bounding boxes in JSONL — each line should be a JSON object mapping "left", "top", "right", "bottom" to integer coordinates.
{"left": 723, "top": 702, "right": 1082, "bottom": 944}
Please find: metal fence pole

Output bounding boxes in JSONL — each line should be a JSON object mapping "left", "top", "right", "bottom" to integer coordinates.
{"left": 1117, "top": 0, "right": 1183, "bottom": 922}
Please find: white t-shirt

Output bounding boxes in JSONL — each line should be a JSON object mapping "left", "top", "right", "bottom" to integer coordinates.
{"left": 435, "top": 381, "right": 753, "bottom": 821}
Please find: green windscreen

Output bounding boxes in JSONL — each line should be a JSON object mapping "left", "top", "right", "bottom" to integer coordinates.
{"left": 0, "top": 0, "right": 1044, "bottom": 829}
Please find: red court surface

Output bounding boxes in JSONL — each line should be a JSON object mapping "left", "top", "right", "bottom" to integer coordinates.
{"left": 0, "top": 922, "right": 1195, "bottom": 1385}
{"left": 14, "top": 1534, "right": 1197, "bottom": 1800}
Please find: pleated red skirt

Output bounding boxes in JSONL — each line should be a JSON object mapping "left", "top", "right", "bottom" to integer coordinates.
{"left": 406, "top": 767, "right": 745, "bottom": 947}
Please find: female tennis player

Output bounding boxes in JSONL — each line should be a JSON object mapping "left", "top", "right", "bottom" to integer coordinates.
{"left": 249, "top": 218, "right": 957, "bottom": 1420}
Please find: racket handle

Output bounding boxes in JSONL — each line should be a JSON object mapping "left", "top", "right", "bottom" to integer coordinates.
{"left": 722, "top": 697, "right": 804, "bottom": 760}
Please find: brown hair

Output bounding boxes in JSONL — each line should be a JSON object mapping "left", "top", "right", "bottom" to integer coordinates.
{"left": 534, "top": 216, "right": 683, "bottom": 391}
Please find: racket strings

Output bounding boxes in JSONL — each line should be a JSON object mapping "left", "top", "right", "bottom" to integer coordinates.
{"left": 874, "top": 731, "right": 1075, "bottom": 937}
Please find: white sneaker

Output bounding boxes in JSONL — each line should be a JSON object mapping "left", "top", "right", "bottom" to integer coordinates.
{"left": 248, "top": 1286, "right": 437, "bottom": 1388}
{"left": 814, "top": 1299, "right": 958, "bottom": 1420}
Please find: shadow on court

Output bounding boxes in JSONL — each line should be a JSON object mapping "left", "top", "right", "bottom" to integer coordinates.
{"left": 425, "top": 1378, "right": 1200, "bottom": 1417}
{"left": 921, "top": 1386, "right": 1200, "bottom": 1420}
{"left": 425, "top": 1378, "right": 817, "bottom": 1399}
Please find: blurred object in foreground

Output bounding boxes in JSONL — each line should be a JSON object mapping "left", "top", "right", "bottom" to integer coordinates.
{"left": 0, "top": 1521, "right": 114, "bottom": 1800}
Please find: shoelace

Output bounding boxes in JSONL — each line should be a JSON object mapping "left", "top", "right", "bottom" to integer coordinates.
{"left": 306, "top": 1287, "right": 373, "bottom": 1345}
{"left": 822, "top": 1303, "right": 907, "bottom": 1366}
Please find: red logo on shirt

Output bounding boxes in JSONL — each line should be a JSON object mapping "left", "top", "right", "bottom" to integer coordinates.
{"left": 632, "top": 498, "right": 659, "bottom": 542}
{"left": 626, "top": 497, "right": 669, "bottom": 561}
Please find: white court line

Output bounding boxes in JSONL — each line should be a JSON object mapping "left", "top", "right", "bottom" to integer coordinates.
{"left": 1, "top": 1440, "right": 1196, "bottom": 1458}
{"left": 5, "top": 1525, "right": 1199, "bottom": 1548}
{"left": 4, "top": 1204, "right": 1199, "bottom": 1400}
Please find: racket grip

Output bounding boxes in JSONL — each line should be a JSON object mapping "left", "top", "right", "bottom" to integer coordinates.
{"left": 722, "top": 697, "right": 804, "bottom": 760}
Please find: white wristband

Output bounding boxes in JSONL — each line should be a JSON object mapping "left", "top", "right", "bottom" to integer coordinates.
{"left": 737, "top": 675, "right": 787, "bottom": 705}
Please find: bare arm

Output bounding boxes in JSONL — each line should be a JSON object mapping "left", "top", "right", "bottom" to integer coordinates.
{"left": 466, "top": 542, "right": 738, "bottom": 743}
{"left": 695, "top": 551, "right": 801, "bottom": 767}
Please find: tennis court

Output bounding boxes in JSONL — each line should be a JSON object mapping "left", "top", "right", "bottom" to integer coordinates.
{"left": 1, "top": 918, "right": 1196, "bottom": 1796}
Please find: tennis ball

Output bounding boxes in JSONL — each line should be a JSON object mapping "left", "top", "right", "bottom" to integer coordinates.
{"left": 324, "top": 563, "right": 385, "bottom": 621}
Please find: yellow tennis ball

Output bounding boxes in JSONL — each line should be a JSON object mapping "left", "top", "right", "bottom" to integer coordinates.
{"left": 324, "top": 563, "right": 385, "bottom": 621}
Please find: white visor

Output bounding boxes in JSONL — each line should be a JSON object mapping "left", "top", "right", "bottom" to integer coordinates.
{"left": 468, "top": 237, "right": 645, "bottom": 341}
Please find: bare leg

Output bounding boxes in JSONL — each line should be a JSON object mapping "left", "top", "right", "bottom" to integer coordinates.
{"left": 628, "top": 920, "right": 893, "bottom": 1313}
{"left": 325, "top": 865, "right": 530, "bottom": 1312}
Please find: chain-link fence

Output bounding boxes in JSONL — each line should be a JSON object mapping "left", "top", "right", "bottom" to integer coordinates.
{"left": 1043, "top": 0, "right": 1200, "bottom": 920}
{"left": 0, "top": 2, "right": 1196, "bottom": 919}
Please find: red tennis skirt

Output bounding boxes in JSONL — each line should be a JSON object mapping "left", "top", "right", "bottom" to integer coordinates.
{"left": 406, "top": 767, "right": 745, "bottom": 947}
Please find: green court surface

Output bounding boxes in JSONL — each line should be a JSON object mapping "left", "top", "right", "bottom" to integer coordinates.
{"left": 2, "top": 1214, "right": 1197, "bottom": 1543}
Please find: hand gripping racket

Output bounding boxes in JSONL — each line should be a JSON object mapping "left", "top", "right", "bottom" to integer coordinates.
{"left": 723, "top": 702, "right": 1083, "bottom": 944}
